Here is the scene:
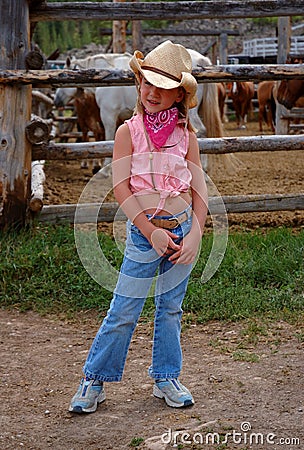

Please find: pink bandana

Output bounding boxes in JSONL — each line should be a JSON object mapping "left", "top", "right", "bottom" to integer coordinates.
{"left": 144, "top": 107, "right": 179, "bottom": 149}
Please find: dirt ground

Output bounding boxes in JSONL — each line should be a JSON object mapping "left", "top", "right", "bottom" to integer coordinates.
{"left": 1, "top": 311, "right": 303, "bottom": 449}
{"left": 1, "top": 119, "right": 304, "bottom": 449}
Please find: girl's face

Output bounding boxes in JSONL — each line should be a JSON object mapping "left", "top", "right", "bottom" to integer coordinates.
{"left": 140, "top": 77, "right": 184, "bottom": 113}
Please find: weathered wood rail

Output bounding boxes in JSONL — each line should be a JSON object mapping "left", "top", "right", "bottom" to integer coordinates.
{"left": 32, "top": 135, "right": 304, "bottom": 161}
{"left": 38, "top": 193, "right": 304, "bottom": 224}
{"left": 98, "top": 28, "right": 240, "bottom": 37}
{"left": 1, "top": 64, "right": 304, "bottom": 88}
{"left": 30, "top": 1, "right": 304, "bottom": 22}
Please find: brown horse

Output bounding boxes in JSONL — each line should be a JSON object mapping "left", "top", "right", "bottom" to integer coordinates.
{"left": 257, "top": 81, "right": 276, "bottom": 133}
{"left": 74, "top": 88, "right": 105, "bottom": 173}
{"left": 217, "top": 82, "right": 227, "bottom": 121}
{"left": 277, "top": 79, "right": 304, "bottom": 110}
{"left": 74, "top": 88, "right": 105, "bottom": 142}
{"left": 227, "top": 81, "right": 255, "bottom": 128}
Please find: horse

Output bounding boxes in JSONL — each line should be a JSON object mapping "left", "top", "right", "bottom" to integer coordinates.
{"left": 277, "top": 79, "right": 304, "bottom": 110}
{"left": 257, "top": 81, "right": 276, "bottom": 133}
{"left": 54, "top": 53, "right": 136, "bottom": 176}
{"left": 54, "top": 49, "right": 237, "bottom": 175}
{"left": 74, "top": 88, "right": 105, "bottom": 143}
{"left": 74, "top": 87, "right": 105, "bottom": 173}
{"left": 217, "top": 82, "right": 227, "bottom": 122}
{"left": 54, "top": 85, "right": 105, "bottom": 173}
{"left": 227, "top": 81, "right": 255, "bottom": 129}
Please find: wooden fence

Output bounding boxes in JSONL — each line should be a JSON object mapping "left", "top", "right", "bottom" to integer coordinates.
{"left": 0, "top": 0, "right": 304, "bottom": 228}
{"left": 242, "top": 36, "right": 304, "bottom": 58}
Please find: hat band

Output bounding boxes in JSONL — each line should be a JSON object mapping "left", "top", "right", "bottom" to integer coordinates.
{"left": 141, "top": 65, "right": 181, "bottom": 83}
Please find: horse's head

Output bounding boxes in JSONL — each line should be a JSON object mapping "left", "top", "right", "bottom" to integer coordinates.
{"left": 186, "top": 48, "right": 212, "bottom": 69}
{"left": 277, "top": 80, "right": 291, "bottom": 109}
{"left": 225, "top": 82, "right": 232, "bottom": 92}
{"left": 54, "top": 87, "right": 77, "bottom": 108}
{"left": 64, "top": 56, "right": 80, "bottom": 70}
{"left": 277, "top": 79, "right": 304, "bottom": 110}
{"left": 227, "top": 81, "right": 239, "bottom": 97}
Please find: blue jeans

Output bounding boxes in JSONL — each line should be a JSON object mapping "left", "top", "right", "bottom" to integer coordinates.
{"left": 83, "top": 206, "right": 193, "bottom": 382}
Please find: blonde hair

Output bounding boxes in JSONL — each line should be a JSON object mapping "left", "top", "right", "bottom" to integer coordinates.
{"left": 133, "top": 76, "right": 195, "bottom": 132}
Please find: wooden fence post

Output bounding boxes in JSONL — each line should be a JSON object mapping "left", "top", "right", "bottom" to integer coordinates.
{"left": 275, "top": 16, "right": 291, "bottom": 135}
{"left": 219, "top": 33, "right": 228, "bottom": 64}
{"left": 131, "top": 0, "right": 143, "bottom": 51}
{"left": 113, "top": 0, "right": 127, "bottom": 53}
{"left": 0, "top": 0, "right": 32, "bottom": 228}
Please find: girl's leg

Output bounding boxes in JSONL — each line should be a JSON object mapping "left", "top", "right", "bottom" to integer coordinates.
{"left": 149, "top": 259, "right": 192, "bottom": 379}
{"left": 84, "top": 221, "right": 161, "bottom": 382}
{"left": 149, "top": 217, "right": 193, "bottom": 379}
{"left": 83, "top": 291, "right": 147, "bottom": 382}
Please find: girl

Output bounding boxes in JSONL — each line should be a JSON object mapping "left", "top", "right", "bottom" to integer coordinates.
{"left": 69, "top": 40, "right": 208, "bottom": 413}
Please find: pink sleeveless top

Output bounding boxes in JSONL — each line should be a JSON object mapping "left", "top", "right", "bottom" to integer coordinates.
{"left": 126, "top": 114, "right": 192, "bottom": 216}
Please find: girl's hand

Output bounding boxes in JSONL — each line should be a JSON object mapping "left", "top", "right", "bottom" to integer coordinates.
{"left": 168, "top": 231, "right": 201, "bottom": 265}
{"left": 150, "top": 228, "right": 181, "bottom": 257}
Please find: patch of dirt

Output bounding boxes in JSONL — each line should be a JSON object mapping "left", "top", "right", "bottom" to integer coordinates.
{"left": 0, "top": 310, "right": 303, "bottom": 449}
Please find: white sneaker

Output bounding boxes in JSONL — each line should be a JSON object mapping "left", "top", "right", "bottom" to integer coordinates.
{"left": 69, "top": 378, "right": 105, "bottom": 413}
{"left": 153, "top": 378, "right": 194, "bottom": 408}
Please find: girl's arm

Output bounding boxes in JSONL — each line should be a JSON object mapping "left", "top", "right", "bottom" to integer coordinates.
{"left": 112, "top": 123, "right": 181, "bottom": 255}
{"left": 112, "top": 124, "right": 153, "bottom": 235}
{"left": 169, "top": 131, "right": 208, "bottom": 265}
{"left": 187, "top": 131, "right": 209, "bottom": 236}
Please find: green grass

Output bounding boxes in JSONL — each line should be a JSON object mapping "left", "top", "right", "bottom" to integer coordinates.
{"left": 0, "top": 224, "right": 303, "bottom": 323}
{"left": 187, "top": 227, "right": 304, "bottom": 322}
{"left": 129, "top": 437, "right": 144, "bottom": 447}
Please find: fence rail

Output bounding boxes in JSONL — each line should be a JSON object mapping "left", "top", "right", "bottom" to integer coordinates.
{"left": 30, "top": 1, "right": 304, "bottom": 22}
{"left": 32, "top": 135, "right": 304, "bottom": 161}
{"left": 1, "top": 64, "right": 304, "bottom": 88}
{"left": 37, "top": 193, "right": 304, "bottom": 224}
{"left": 243, "top": 36, "right": 304, "bottom": 58}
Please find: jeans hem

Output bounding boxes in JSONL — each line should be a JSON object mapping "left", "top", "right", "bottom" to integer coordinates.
{"left": 84, "top": 370, "right": 122, "bottom": 382}
{"left": 149, "top": 371, "right": 181, "bottom": 380}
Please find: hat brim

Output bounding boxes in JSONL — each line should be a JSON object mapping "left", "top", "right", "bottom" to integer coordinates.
{"left": 129, "top": 50, "right": 198, "bottom": 108}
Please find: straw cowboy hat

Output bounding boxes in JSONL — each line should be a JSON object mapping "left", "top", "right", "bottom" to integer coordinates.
{"left": 129, "top": 40, "right": 198, "bottom": 108}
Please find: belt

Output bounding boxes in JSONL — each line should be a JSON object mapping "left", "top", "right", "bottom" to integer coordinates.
{"left": 150, "top": 211, "right": 190, "bottom": 229}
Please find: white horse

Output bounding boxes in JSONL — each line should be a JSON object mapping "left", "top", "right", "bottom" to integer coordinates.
{"left": 54, "top": 50, "right": 227, "bottom": 176}
{"left": 54, "top": 53, "right": 136, "bottom": 176}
